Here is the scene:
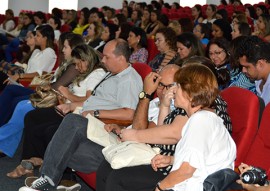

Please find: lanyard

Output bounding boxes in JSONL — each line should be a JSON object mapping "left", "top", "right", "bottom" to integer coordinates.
{"left": 92, "top": 72, "right": 114, "bottom": 96}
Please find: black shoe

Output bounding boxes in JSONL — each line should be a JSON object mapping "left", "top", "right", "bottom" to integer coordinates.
{"left": 0, "top": 152, "right": 6, "bottom": 158}
{"left": 19, "top": 176, "right": 56, "bottom": 191}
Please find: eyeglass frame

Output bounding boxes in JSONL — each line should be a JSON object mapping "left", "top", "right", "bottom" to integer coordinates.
{"left": 157, "top": 82, "right": 176, "bottom": 90}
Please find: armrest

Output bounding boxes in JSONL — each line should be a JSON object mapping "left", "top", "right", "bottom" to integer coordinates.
{"left": 100, "top": 118, "right": 132, "bottom": 127}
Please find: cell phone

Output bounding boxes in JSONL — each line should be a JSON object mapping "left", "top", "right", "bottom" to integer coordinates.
{"left": 54, "top": 106, "right": 66, "bottom": 117}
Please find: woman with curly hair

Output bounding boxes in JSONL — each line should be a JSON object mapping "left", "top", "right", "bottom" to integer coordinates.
{"left": 148, "top": 27, "right": 179, "bottom": 71}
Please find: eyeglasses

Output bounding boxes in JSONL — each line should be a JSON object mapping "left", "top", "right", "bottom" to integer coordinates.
{"left": 157, "top": 82, "right": 176, "bottom": 90}
{"left": 209, "top": 50, "right": 225, "bottom": 57}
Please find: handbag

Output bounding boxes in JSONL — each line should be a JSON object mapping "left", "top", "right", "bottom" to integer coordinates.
{"left": 102, "top": 141, "right": 160, "bottom": 169}
{"left": 85, "top": 113, "right": 121, "bottom": 147}
{"left": 29, "top": 85, "right": 59, "bottom": 108}
{"left": 29, "top": 73, "right": 53, "bottom": 86}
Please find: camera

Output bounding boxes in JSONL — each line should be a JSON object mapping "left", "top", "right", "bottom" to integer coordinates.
{"left": 241, "top": 166, "right": 268, "bottom": 186}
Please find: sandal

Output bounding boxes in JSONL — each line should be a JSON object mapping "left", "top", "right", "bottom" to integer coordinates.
{"left": 6, "top": 165, "right": 34, "bottom": 178}
{"left": 21, "top": 157, "right": 43, "bottom": 170}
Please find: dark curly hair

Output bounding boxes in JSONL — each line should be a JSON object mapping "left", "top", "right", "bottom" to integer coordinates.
{"left": 156, "top": 27, "right": 177, "bottom": 51}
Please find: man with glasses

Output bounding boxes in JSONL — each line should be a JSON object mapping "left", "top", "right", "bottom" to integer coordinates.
{"left": 105, "top": 64, "right": 180, "bottom": 134}
{"left": 237, "top": 36, "right": 270, "bottom": 105}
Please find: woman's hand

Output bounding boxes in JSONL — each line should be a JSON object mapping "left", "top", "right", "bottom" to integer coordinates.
{"left": 151, "top": 154, "right": 173, "bottom": 171}
{"left": 120, "top": 128, "right": 138, "bottom": 142}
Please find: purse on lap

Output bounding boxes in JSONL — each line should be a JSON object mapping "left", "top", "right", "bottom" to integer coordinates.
{"left": 29, "top": 85, "right": 59, "bottom": 108}
{"left": 102, "top": 141, "right": 160, "bottom": 169}
{"left": 85, "top": 113, "right": 121, "bottom": 147}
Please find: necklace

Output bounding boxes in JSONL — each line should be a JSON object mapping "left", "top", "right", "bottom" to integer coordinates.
{"left": 187, "top": 107, "right": 202, "bottom": 118}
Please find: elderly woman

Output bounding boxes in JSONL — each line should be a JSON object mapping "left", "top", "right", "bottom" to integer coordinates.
{"left": 151, "top": 64, "right": 236, "bottom": 191}
{"left": 148, "top": 27, "right": 178, "bottom": 71}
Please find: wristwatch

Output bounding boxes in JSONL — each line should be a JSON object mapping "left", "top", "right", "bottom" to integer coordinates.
{"left": 139, "top": 91, "right": 152, "bottom": 100}
{"left": 93, "top": 110, "right": 100, "bottom": 118}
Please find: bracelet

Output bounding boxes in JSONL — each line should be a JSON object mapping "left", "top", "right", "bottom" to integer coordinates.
{"left": 156, "top": 181, "right": 165, "bottom": 191}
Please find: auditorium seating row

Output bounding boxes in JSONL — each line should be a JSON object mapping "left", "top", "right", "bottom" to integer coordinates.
{"left": 77, "top": 86, "right": 270, "bottom": 190}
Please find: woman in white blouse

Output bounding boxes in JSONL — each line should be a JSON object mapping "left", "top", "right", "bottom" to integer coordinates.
{"left": 151, "top": 63, "right": 236, "bottom": 191}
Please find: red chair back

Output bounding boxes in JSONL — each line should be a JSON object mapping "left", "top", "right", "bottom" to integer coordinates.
{"left": 147, "top": 38, "right": 159, "bottom": 63}
{"left": 132, "top": 63, "right": 152, "bottom": 81}
{"left": 244, "top": 103, "right": 270, "bottom": 174}
{"left": 220, "top": 87, "right": 263, "bottom": 167}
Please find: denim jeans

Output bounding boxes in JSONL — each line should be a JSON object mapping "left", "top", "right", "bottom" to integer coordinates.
{"left": 41, "top": 113, "right": 104, "bottom": 185}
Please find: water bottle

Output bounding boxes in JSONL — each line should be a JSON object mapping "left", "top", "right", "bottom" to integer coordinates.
{"left": 170, "top": 98, "right": 176, "bottom": 111}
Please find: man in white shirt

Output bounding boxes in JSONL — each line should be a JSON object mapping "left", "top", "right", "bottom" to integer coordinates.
{"left": 238, "top": 36, "right": 270, "bottom": 105}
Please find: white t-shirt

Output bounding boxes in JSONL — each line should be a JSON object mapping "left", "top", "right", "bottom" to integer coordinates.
{"left": 54, "top": 30, "right": 61, "bottom": 41}
{"left": 148, "top": 97, "right": 160, "bottom": 125}
{"left": 0, "top": 20, "right": 15, "bottom": 32}
{"left": 26, "top": 48, "right": 57, "bottom": 75}
{"left": 69, "top": 68, "right": 106, "bottom": 97}
{"left": 169, "top": 110, "right": 236, "bottom": 191}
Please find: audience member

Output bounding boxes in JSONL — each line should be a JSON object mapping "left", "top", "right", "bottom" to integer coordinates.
{"left": 193, "top": 23, "right": 211, "bottom": 46}
{"left": 4, "top": 13, "right": 35, "bottom": 62}
{"left": 176, "top": 32, "right": 205, "bottom": 65}
{"left": 192, "top": 5, "right": 204, "bottom": 26}
{"left": 148, "top": 27, "right": 178, "bottom": 71}
{"left": 231, "top": 22, "right": 251, "bottom": 39}
{"left": 229, "top": 36, "right": 256, "bottom": 93}
{"left": 0, "top": 9, "right": 15, "bottom": 32}
{"left": 206, "top": 37, "right": 232, "bottom": 90}
{"left": 127, "top": 26, "right": 148, "bottom": 64}
{"left": 0, "top": 25, "right": 56, "bottom": 125}
{"left": 212, "top": 19, "right": 232, "bottom": 41}
{"left": 202, "top": 4, "right": 217, "bottom": 25}
{"left": 18, "top": 39, "right": 143, "bottom": 191}
{"left": 237, "top": 36, "right": 270, "bottom": 104}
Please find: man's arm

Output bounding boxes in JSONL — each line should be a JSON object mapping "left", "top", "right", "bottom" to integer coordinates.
{"left": 132, "top": 72, "right": 161, "bottom": 129}
{"left": 82, "top": 108, "right": 135, "bottom": 121}
{"left": 132, "top": 99, "right": 151, "bottom": 129}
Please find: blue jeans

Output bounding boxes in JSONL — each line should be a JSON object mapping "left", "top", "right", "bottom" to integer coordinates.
{"left": 41, "top": 113, "right": 104, "bottom": 185}
{"left": 0, "top": 100, "right": 34, "bottom": 157}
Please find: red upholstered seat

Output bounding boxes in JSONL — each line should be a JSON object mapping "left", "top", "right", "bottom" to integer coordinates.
{"left": 220, "top": 87, "right": 264, "bottom": 167}
{"left": 147, "top": 38, "right": 159, "bottom": 63}
{"left": 132, "top": 62, "right": 152, "bottom": 81}
{"left": 244, "top": 103, "right": 270, "bottom": 175}
{"left": 76, "top": 171, "right": 96, "bottom": 190}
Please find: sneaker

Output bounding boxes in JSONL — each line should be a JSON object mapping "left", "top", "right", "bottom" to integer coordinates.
{"left": 19, "top": 176, "right": 56, "bottom": 191}
{"left": 24, "top": 177, "right": 81, "bottom": 191}
{"left": 56, "top": 183, "right": 81, "bottom": 191}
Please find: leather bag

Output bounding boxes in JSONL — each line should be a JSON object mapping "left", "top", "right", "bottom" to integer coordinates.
{"left": 29, "top": 85, "right": 59, "bottom": 108}
{"left": 29, "top": 73, "right": 53, "bottom": 86}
